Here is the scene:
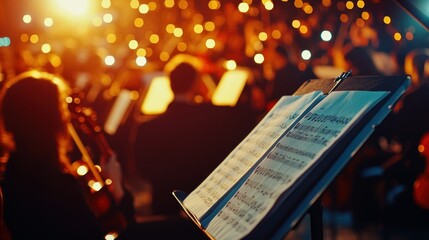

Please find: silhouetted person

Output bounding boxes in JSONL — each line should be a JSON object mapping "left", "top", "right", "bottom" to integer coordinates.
{"left": 268, "top": 45, "right": 316, "bottom": 103}
{"left": 134, "top": 62, "right": 253, "bottom": 216}
{"left": 0, "top": 70, "right": 134, "bottom": 239}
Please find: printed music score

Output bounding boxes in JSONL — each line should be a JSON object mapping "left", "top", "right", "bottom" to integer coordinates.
{"left": 183, "top": 91, "right": 325, "bottom": 220}
{"left": 205, "top": 91, "right": 388, "bottom": 239}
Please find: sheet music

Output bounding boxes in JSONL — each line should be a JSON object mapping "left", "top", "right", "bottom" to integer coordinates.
{"left": 183, "top": 91, "right": 325, "bottom": 220}
{"left": 206, "top": 91, "right": 388, "bottom": 239}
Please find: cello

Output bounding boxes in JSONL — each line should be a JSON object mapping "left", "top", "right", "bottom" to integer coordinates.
{"left": 413, "top": 132, "right": 429, "bottom": 210}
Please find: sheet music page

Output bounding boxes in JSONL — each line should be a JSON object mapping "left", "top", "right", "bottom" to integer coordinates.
{"left": 183, "top": 91, "right": 325, "bottom": 220}
{"left": 206, "top": 91, "right": 388, "bottom": 240}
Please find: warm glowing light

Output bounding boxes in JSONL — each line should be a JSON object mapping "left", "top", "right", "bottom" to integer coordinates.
{"left": 30, "top": 34, "right": 39, "bottom": 44}
{"left": 357, "top": 0, "right": 365, "bottom": 8}
{"left": 77, "top": 165, "right": 89, "bottom": 176}
{"left": 418, "top": 144, "right": 425, "bottom": 153}
{"left": 205, "top": 39, "right": 216, "bottom": 49}
{"left": 346, "top": 1, "right": 354, "bottom": 9}
{"left": 254, "top": 53, "right": 264, "bottom": 64}
{"left": 224, "top": 60, "right": 237, "bottom": 70}
{"left": 148, "top": 2, "right": 157, "bottom": 10}
{"left": 194, "top": 24, "right": 204, "bottom": 34}
{"left": 303, "top": 4, "right": 313, "bottom": 14}
{"left": 139, "top": 4, "right": 149, "bottom": 14}
{"left": 20, "top": 34, "right": 29, "bottom": 43}
{"left": 49, "top": 55, "right": 62, "bottom": 67}
{"left": 238, "top": 2, "right": 250, "bottom": 13}
{"left": 272, "top": 29, "right": 281, "bottom": 39}
{"left": 130, "top": 91, "right": 139, "bottom": 100}
{"left": 141, "top": 76, "right": 174, "bottom": 115}
{"left": 394, "top": 32, "right": 402, "bottom": 41}
{"left": 340, "top": 14, "right": 348, "bottom": 23}
{"left": 134, "top": 18, "right": 144, "bottom": 27}
{"left": 101, "top": 0, "right": 111, "bottom": 8}
{"left": 166, "top": 24, "right": 175, "bottom": 33}
{"left": 89, "top": 181, "right": 103, "bottom": 192}
{"left": 160, "top": 52, "right": 170, "bottom": 61}
{"left": 150, "top": 34, "right": 160, "bottom": 43}
{"left": 294, "top": 0, "right": 304, "bottom": 8}
{"left": 103, "top": 13, "right": 113, "bottom": 23}
{"left": 136, "top": 56, "right": 147, "bottom": 66}
{"left": 301, "top": 50, "right": 311, "bottom": 60}
{"left": 41, "top": 44, "right": 51, "bottom": 53}
{"left": 178, "top": 0, "right": 188, "bottom": 9}
{"left": 322, "top": 0, "right": 331, "bottom": 7}
{"left": 264, "top": 1, "right": 274, "bottom": 10}
{"left": 204, "top": 21, "right": 215, "bottom": 31}
{"left": 105, "top": 232, "right": 118, "bottom": 240}
{"left": 44, "top": 18, "right": 53, "bottom": 27}
{"left": 165, "top": 0, "right": 175, "bottom": 8}
{"left": 92, "top": 17, "right": 102, "bottom": 26}
{"left": 383, "top": 16, "right": 391, "bottom": 24}
{"left": 406, "top": 31, "right": 414, "bottom": 41}
{"left": 66, "top": 96, "right": 73, "bottom": 104}
{"left": 292, "top": 20, "right": 301, "bottom": 28}
{"left": 212, "top": 69, "right": 248, "bottom": 107}
{"left": 104, "top": 55, "right": 115, "bottom": 66}
{"left": 298, "top": 62, "right": 307, "bottom": 71}
{"left": 137, "top": 48, "right": 147, "bottom": 56}
{"left": 173, "top": 28, "right": 183, "bottom": 37}
{"left": 106, "top": 33, "right": 116, "bottom": 43}
{"left": 23, "top": 14, "right": 32, "bottom": 24}
{"left": 208, "top": 0, "right": 221, "bottom": 10}
{"left": 55, "top": 0, "right": 89, "bottom": 16}
{"left": 104, "top": 90, "right": 133, "bottom": 135}
{"left": 361, "top": 11, "right": 369, "bottom": 20}
{"left": 258, "top": 32, "right": 268, "bottom": 41}
{"left": 299, "top": 25, "right": 308, "bottom": 34}
{"left": 321, "top": 30, "right": 332, "bottom": 41}
{"left": 128, "top": 40, "right": 138, "bottom": 49}
{"left": 177, "top": 42, "right": 187, "bottom": 52}
{"left": 105, "top": 178, "right": 113, "bottom": 185}
{"left": 356, "top": 18, "right": 365, "bottom": 28}
{"left": 130, "top": 0, "right": 139, "bottom": 9}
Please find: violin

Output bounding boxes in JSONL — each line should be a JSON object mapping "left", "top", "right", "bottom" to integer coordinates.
{"left": 67, "top": 93, "right": 127, "bottom": 239}
{"left": 413, "top": 132, "right": 429, "bottom": 210}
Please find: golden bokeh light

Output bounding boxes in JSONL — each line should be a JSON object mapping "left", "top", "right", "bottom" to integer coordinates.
{"left": 134, "top": 18, "right": 144, "bottom": 27}
{"left": 22, "top": 14, "right": 32, "bottom": 24}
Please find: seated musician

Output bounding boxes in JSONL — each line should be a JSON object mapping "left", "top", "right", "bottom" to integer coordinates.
{"left": 0, "top": 70, "right": 134, "bottom": 239}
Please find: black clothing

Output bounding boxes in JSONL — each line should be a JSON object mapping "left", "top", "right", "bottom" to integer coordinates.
{"left": 134, "top": 101, "right": 254, "bottom": 215}
{"left": 2, "top": 152, "right": 105, "bottom": 240}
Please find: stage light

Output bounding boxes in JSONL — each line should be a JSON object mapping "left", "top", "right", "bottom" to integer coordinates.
{"left": 301, "top": 50, "right": 311, "bottom": 60}
{"left": 104, "top": 55, "right": 115, "bottom": 66}
{"left": 44, "top": 18, "right": 54, "bottom": 27}
{"left": 206, "top": 39, "right": 216, "bottom": 49}
{"left": 139, "top": 4, "right": 149, "bottom": 14}
{"left": 321, "top": 30, "right": 332, "bottom": 41}
{"left": 136, "top": 56, "right": 147, "bottom": 66}
{"left": 23, "top": 14, "right": 32, "bottom": 24}
{"left": 54, "top": 0, "right": 89, "bottom": 16}
{"left": 238, "top": 2, "right": 250, "bottom": 13}
{"left": 254, "top": 53, "right": 264, "bottom": 64}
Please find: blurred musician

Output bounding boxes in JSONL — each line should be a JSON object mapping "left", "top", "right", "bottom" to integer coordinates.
{"left": 0, "top": 70, "right": 134, "bottom": 239}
